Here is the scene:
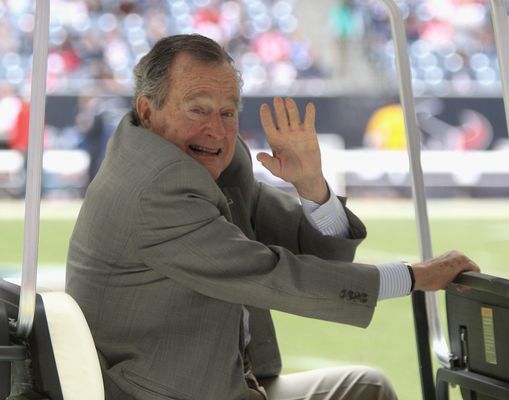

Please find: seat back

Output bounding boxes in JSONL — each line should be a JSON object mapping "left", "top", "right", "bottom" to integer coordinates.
{"left": 0, "top": 279, "right": 104, "bottom": 399}
{"left": 39, "top": 292, "right": 104, "bottom": 400}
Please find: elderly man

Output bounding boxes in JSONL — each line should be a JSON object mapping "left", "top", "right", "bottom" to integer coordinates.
{"left": 66, "top": 34, "right": 479, "bottom": 400}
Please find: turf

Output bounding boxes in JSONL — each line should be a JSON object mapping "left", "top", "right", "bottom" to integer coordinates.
{"left": 0, "top": 219, "right": 74, "bottom": 265}
{"left": 1, "top": 199, "right": 508, "bottom": 399}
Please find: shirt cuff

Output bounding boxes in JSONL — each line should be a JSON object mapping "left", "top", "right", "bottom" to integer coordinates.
{"left": 300, "top": 183, "right": 350, "bottom": 238}
{"left": 376, "top": 262, "right": 413, "bottom": 300}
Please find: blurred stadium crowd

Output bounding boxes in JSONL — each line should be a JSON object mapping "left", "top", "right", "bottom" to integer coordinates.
{"left": 0, "top": 0, "right": 507, "bottom": 96}
{"left": 0, "top": 0, "right": 508, "bottom": 197}
{"left": 0, "top": 0, "right": 323, "bottom": 94}
{"left": 356, "top": 0, "right": 508, "bottom": 96}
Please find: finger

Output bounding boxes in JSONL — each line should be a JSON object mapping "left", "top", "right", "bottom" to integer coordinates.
{"left": 468, "top": 259, "right": 481, "bottom": 273}
{"left": 273, "top": 96, "right": 289, "bottom": 132}
{"left": 457, "top": 254, "right": 480, "bottom": 273}
{"left": 304, "top": 102, "right": 316, "bottom": 132}
{"left": 260, "top": 103, "right": 278, "bottom": 140}
{"left": 256, "top": 152, "right": 281, "bottom": 177}
{"left": 455, "top": 284, "right": 471, "bottom": 293}
{"left": 285, "top": 98, "right": 301, "bottom": 129}
{"left": 464, "top": 262, "right": 480, "bottom": 273}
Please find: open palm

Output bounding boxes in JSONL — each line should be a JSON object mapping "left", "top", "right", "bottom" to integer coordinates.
{"left": 257, "top": 97, "right": 328, "bottom": 203}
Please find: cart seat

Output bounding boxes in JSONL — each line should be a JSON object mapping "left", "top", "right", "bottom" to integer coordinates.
{"left": 40, "top": 292, "right": 104, "bottom": 399}
{"left": 0, "top": 279, "right": 104, "bottom": 399}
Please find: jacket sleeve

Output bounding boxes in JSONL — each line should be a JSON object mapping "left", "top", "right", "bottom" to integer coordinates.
{"left": 135, "top": 159, "right": 379, "bottom": 328}
{"left": 222, "top": 136, "right": 368, "bottom": 261}
{"left": 253, "top": 182, "right": 367, "bottom": 261}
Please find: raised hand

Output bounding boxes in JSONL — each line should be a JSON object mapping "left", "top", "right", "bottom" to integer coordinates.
{"left": 257, "top": 97, "right": 328, "bottom": 204}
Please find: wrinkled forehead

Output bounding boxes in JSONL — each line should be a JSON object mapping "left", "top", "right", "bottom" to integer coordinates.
{"left": 168, "top": 53, "right": 241, "bottom": 105}
{"left": 182, "top": 89, "right": 241, "bottom": 110}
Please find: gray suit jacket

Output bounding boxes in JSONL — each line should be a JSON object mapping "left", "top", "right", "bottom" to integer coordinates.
{"left": 66, "top": 113, "right": 380, "bottom": 400}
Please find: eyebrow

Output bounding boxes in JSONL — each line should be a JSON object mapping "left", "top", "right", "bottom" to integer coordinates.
{"left": 183, "top": 90, "right": 241, "bottom": 110}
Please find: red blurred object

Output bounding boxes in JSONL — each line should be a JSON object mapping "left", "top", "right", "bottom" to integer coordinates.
{"left": 8, "top": 100, "right": 31, "bottom": 151}
{"left": 253, "top": 31, "right": 290, "bottom": 64}
{"left": 193, "top": 8, "right": 221, "bottom": 28}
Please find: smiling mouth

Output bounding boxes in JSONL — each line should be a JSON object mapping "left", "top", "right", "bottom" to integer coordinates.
{"left": 189, "top": 144, "right": 221, "bottom": 156}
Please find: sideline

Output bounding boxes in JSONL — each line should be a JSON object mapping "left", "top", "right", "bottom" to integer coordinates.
{"left": 1, "top": 264, "right": 66, "bottom": 292}
{"left": 0, "top": 199, "right": 82, "bottom": 220}
{"left": 1, "top": 198, "right": 509, "bottom": 220}
{"left": 348, "top": 198, "right": 509, "bottom": 219}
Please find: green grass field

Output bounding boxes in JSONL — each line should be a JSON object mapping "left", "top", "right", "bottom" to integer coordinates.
{"left": 1, "top": 198, "right": 508, "bottom": 399}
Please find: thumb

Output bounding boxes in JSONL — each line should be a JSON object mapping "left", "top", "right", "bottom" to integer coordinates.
{"left": 256, "top": 152, "right": 281, "bottom": 177}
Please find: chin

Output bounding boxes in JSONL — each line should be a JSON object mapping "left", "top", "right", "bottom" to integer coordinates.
{"left": 208, "top": 169, "right": 222, "bottom": 180}
{"left": 204, "top": 160, "right": 227, "bottom": 180}
{"left": 201, "top": 165, "right": 221, "bottom": 180}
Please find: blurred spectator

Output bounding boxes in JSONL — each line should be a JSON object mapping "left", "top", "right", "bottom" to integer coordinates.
{"left": 328, "top": 0, "right": 362, "bottom": 76}
{"left": 0, "top": 83, "right": 23, "bottom": 149}
{"left": 7, "top": 98, "right": 30, "bottom": 153}
{"left": 6, "top": 92, "right": 50, "bottom": 153}
{"left": 74, "top": 95, "right": 129, "bottom": 183}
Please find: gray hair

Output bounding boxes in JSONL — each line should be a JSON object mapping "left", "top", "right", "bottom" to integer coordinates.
{"left": 131, "top": 34, "right": 241, "bottom": 125}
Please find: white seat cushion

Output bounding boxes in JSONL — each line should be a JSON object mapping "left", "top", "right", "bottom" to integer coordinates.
{"left": 40, "top": 292, "right": 104, "bottom": 400}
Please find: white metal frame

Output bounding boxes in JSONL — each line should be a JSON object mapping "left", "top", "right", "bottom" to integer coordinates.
{"left": 16, "top": 0, "right": 50, "bottom": 338}
{"left": 378, "top": 0, "right": 509, "bottom": 375}
{"left": 378, "top": 0, "right": 453, "bottom": 369}
{"left": 488, "top": 0, "right": 509, "bottom": 138}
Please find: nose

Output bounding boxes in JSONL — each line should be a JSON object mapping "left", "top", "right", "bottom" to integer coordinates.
{"left": 204, "top": 113, "right": 227, "bottom": 139}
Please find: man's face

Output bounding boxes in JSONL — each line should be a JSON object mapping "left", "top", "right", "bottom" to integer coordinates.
{"left": 141, "top": 53, "right": 240, "bottom": 180}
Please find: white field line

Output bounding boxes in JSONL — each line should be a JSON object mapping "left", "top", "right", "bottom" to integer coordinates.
{"left": 1, "top": 199, "right": 509, "bottom": 220}
{"left": 347, "top": 199, "right": 509, "bottom": 219}
{"left": 1, "top": 264, "right": 66, "bottom": 292}
{"left": 0, "top": 199, "right": 82, "bottom": 220}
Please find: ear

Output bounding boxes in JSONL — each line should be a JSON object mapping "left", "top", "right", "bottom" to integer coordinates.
{"left": 136, "top": 96, "right": 153, "bottom": 129}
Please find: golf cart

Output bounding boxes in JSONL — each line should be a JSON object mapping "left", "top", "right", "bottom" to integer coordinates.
{"left": 1, "top": 1, "right": 508, "bottom": 399}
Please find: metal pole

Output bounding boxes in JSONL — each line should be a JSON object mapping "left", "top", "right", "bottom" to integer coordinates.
{"left": 16, "top": 0, "right": 50, "bottom": 338}
{"left": 487, "top": 0, "right": 509, "bottom": 138}
{"left": 411, "top": 291, "right": 435, "bottom": 400}
{"left": 378, "top": 0, "right": 456, "bottom": 397}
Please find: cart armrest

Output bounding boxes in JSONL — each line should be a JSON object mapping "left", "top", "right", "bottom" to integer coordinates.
{"left": 452, "top": 272, "right": 509, "bottom": 297}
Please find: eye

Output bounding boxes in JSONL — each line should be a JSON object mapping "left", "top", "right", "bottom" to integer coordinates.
{"left": 190, "top": 107, "right": 203, "bottom": 114}
{"left": 221, "top": 110, "right": 236, "bottom": 118}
